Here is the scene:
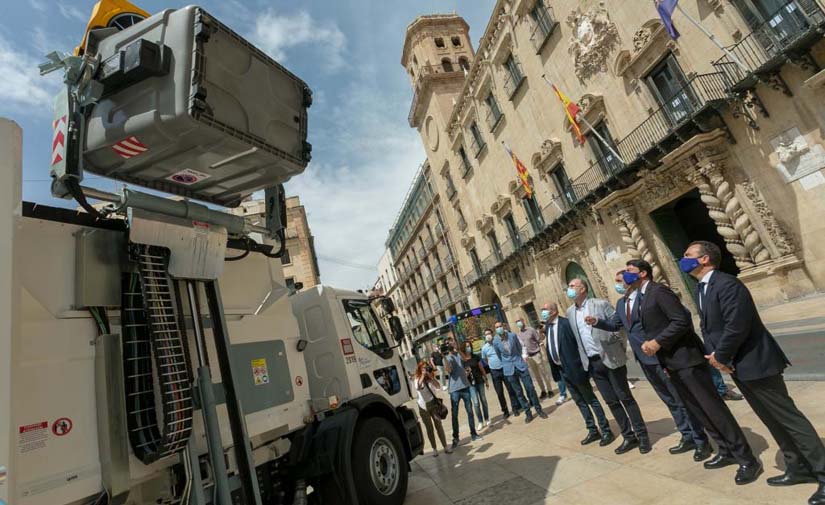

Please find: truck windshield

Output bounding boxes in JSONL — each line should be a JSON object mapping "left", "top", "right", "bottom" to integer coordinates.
{"left": 343, "top": 299, "right": 390, "bottom": 352}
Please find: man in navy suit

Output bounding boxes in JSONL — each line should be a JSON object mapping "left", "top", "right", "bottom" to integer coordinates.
{"left": 683, "top": 241, "right": 825, "bottom": 504}
{"left": 588, "top": 264, "right": 710, "bottom": 460}
{"left": 544, "top": 303, "right": 613, "bottom": 445}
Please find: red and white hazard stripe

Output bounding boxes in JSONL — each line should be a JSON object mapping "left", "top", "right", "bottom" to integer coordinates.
{"left": 51, "top": 115, "right": 67, "bottom": 166}
{"left": 111, "top": 136, "right": 149, "bottom": 159}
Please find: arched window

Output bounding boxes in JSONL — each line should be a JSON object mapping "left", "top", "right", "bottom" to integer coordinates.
{"left": 458, "top": 56, "right": 470, "bottom": 71}
{"left": 565, "top": 262, "right": 594, "bottom": 297}
{"left": 451, "top": 36, "right": 462, "bottom": 47}
{"left": 441, "top": 58, "right": 454, "bottom": 73}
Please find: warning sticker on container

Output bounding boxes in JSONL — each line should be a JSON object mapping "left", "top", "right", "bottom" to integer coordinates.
{"left": 251, "top": 358, "right": 270, "bottom": 386}
{"left": 18, "top": 422, "right": 48, "bottom": 454}
{"left": 52, "top": 418, "right": 73, "bottom": 437}
{"left": 167, "top": 168, "right": 211, "bottom": 185}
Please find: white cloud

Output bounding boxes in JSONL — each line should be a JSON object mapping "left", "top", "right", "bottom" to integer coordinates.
{"left": 0, "top": 34, "right": 61, "bottom": 113}
{"left": 57, "top": 2, "right": 87, "bottom": 22}
{"left": 285, "top": 76, "right": 424, "bottom": 290}
{"left": 253, "top": 10, "right": 346, "bottom": 71}
{"left": 29, "top": 0, "right": 47, "bottom": 12}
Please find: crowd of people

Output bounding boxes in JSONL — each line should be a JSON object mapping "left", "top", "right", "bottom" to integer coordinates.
{"left": 411, "top": 241, "right": 825, "bottom": 505}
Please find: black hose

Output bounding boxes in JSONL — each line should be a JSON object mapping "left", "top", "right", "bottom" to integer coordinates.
{"left": 65, "top": 177, "right": 105, "bottom": 220}
{"left": 225, "top": 237, "right": 251, "bottom": 261}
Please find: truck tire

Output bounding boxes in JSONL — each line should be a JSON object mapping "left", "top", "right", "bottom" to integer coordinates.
{"left": 351, "top": 416, "right": 408, "bottom": 505}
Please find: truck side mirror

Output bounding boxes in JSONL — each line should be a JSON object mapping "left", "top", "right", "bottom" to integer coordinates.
{"left": 388, "top": 316, "right": 404, "bottom": 343}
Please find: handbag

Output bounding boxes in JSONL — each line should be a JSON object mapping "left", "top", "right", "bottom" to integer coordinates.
{"left": 424, "top": 380, "right": 448, "bottom": 420}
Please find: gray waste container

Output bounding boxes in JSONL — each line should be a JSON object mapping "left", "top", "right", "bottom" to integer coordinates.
{"left": 82, "top": 6, "right": 312, "bottom": 207}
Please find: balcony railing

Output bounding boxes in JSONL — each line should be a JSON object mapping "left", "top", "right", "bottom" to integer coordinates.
{"left": 712, "top": 0, "right": 825, "bottom": 91}
{"left": 440, "top": 293, "right": 452, "bottom": 309}
{"left": 459, "top": 157, "right": 473, "bottom": 179}
{"left": 464, "top": 266, "right": 482, "bottom": 288}
{"left": 469, "top": 134, "right": 487, "bottom": 158}
{"left": 417, "top": 247, "right": 427, "bottom": 260}
{"left": 529, "top": 3, "right": 559, "bottom": 54}
{"left": 485, "top": 105, "right": 505, "bottom": 132}
{"left": 450, "top": 286, "right": 464, "bottom": 302}
{"left": 423, "top": 236, "right": 434, "bottom": 250}
{"left": 434, "top": 222, "right": 445, "bottom": 238}
{"left": 443, "top": 255, "right": 454, "bottom": 270}
{"left": 432, "top": 263, "right": 444, "bottom": 278}
{"left": 423, "top": 273, "right": 433, "bottom": 286}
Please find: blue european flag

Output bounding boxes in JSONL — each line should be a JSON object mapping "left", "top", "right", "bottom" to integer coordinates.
{"left": 656, "top": 0, "right": 680, "bottom": 40}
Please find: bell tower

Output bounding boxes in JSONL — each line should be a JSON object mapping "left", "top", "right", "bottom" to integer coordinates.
{"left": 402, "top": 14, "right": 474, "bottom": 133}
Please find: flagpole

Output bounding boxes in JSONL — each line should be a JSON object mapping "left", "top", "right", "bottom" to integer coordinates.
{"left": 672, "top": 3, "right": 749, "bottom": 75}
{"left": 540, "top": 75, "right": 626, "bottom": 165}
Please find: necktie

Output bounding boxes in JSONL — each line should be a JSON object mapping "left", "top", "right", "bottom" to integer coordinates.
{"left": 698, "top": 282, "right": 706, "bottom": 311}
{"left": 625, "top": 296, "right": 632, "bottom": 322}
{"left": 548, "top": 322, "right": 560, "bottom": 364}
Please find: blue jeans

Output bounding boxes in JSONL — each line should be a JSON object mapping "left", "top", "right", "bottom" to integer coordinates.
{"left": 506, "top": 367, "right": 543, "bottom": 415}
{"left": 450, "top": 387, "right": 478, "bottom": 441}
{"left": 469, "top": 383, "right": 490, "bottom": 422}
{"left": 557, "top": 376, "right": 568, "bottom": 397}
{"left": 711, "top": 367, "right": 729, "bottom": 395}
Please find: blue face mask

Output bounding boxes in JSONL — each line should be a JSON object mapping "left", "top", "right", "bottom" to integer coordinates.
{"left": 566, "top": 287, "right": 578, "bottom": 299}
{"left": 495, "top": 327, "right": 504, "bottom": 335}
{"left": 540, "top": 310, "right": 550, "bottom": 321}
{"left": 614, "top": 283, "right": 627, "bottom": 295}
{"left": 679, "top": 257, "right": 701, "bottom": 273}
{"left": 622, "top": 271, "right": 640, "bottom": 285}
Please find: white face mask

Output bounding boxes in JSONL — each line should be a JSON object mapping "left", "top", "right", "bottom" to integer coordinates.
{"left": 485, "top": 334, "right": 493, "bottom": 343}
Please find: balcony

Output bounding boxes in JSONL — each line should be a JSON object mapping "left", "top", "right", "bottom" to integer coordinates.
{"left": 443, "top": 255, "right": 454, "bottom": 270}
{"left": 529, "top": 3, "right": 559, "bottom": 54}
{"left": 457, "top": 216, "right": 468, "bottom": 231}
{"left": 464, "top": 266, "right": 483, "bottom": 288}
{"left": 409, "top": 64, "right": 467, "bottom": 127}
{"left": 459, "top": 157, "right": 473, "bottom": 179}
{"left": 485, "top": 105, "right": 505, "bottom": 132}
{"left": 423, "top": 273, "right": 433, "bottom": 286}
{"left": 450, "top": 285, "right": 464, "bottom": 302}
{"left": 469, "top": 134, "right": 487, "bottom": 158}
{"left": 417, "top": 247, "right": 427, "bottom": 261}
{"left": 434, "top": 222, "right": 445, "bottom": 238}
{"left": 423, "top": 236, "right": 434, "bottom": 250}
{"left": 712, "top": 0, "right": 825, "bottom": 93}
{"left": 432, "top": 263, "right": 444, "bottom": 278}
{"left": 440, "top": 293, "right": 452, "bottom": 309}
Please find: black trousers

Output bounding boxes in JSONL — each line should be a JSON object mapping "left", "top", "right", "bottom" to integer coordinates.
{"left": 641, "top": 363, "right": 709, "bottom": 445}
{"left": 490, "top": 368, "right": 520, "bottom": 415}
{"left": 734, "top": 374, "right": 825, "bottom": 482}
{"left": 588, "top": 357, "right": 648, "bottom": 440}
{"left": 564, "top": 376, "right": 611, "bottom": 435}
{"left": 668, "top": 363, "right": 756, "bottom": 466}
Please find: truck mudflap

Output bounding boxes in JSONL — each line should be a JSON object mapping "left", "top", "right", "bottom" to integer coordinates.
{"left": 395, "top": 403, "right": 425, "bottom": 459}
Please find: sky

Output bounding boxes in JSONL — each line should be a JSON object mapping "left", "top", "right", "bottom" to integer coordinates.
{"left": 0, "top": 0, "right": 496, "bottom": 290}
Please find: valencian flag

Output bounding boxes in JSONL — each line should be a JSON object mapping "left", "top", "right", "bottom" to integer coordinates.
{"left": 503, "top": 142, "right": 532, "bottom": 199}
{"left": 656, "top": 0, "right": 680, "bottom": 40}
{"left": 551, "top": 84, "right": 585, "bottom": 145}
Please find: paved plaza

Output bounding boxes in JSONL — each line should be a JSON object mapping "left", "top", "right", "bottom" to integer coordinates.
{"left": 404, "top": 380, "right": 825, "bottom": 505}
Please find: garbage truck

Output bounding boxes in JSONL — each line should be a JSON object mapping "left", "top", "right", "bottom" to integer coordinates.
{"left": 0, "top": 2, "right": 422, "bottom": 504}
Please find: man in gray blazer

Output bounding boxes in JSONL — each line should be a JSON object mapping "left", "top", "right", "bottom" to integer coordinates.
{"left": 566, "top": 277, "right": 649, "bottom": 454}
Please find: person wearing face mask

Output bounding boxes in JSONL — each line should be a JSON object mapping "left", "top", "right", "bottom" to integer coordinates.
{"left": 682, "top": 241, "right": 825, "bottom": 501}
{"left": 543, "top": 300, "right": 612, "bottom": 445}
{"left": 481, "top": 328, "right": 520, "bottom": 419}
{"left": 460, "top": 341, "right": 491, "bottom": 431}
{"left": 443, "top": 335, "right": 482, "bottom": 448}
{"left": 566, "top": 277, "right": 637, "bottom": 450}
{"left": 515, "top": 318, "right": 555, "bottom": 401}
{"left": 634, "top": 254, "right": 761, "bottom": 486}
{"left": 586, "top": 267, "right": 709, "bottom": 458}
{"left": 540, "top": 304, "right": 568, "bottom": 405}
{"left": 492, "top": 321, "right": 548, "bottom": 423}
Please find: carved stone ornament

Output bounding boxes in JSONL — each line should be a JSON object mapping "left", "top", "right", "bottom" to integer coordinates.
{"left": 460, "top": 234, "right": 476, "bottom": 250}
{"left": 635, "top": 165, "right": 695, "bottom": 212}
{"left": 490, "top": 194, "right": 513, "bottom": 217}
{"left": 533, "top": 139, "right": 564, "bottom": 176}
{"left": 476, "top": 214, "right": 495, "bottom": 234}
{"left": 740, "top": 181, "right": 796, "bottom": 257}
{"left": 769, "top": 127, "right": 825, "bottom": 183}
{"left": 566, "top": 2, "right": 621, "bottom": 82}
{"left": 613, "top": 20, "right": 676, "bottom": 80}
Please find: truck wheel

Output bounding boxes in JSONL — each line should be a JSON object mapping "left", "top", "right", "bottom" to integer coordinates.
{"left": 352, "top": 417, "right": 408, "bottom": 505}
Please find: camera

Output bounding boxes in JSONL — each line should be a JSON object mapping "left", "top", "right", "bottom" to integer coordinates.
{"left": 440, "top": 342, "right": 454, "bottom": 354}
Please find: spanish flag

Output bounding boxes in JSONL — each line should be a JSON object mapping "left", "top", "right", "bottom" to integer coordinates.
{"left": 502, "top": 142, "right": 532, "bottom": 199}
{"left": 551, "top": 83, "right": 585, "bottom": 145}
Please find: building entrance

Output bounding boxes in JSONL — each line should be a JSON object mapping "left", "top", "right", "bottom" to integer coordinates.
{"left": 649, "top": 188, "right": 739, "bottom": 299}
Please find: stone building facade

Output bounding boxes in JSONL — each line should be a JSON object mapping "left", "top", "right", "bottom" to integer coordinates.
{"left": 234, "top": 196, "right": 321, "bottom": 292}
{"left": 402, "top": 1, "right": 825, "bottom": 326}
{"left": 386, "top": 162, "right": 470, "bottom": 339}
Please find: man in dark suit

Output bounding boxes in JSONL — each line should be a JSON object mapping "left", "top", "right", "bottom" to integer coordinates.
{"left": 588, "top": 265, "right": 710, "bottom": 460}
{"left": 634, "top": 260, "right": 762, "bottom": 485}
{"left": 683, "top": 241, "right": 825, "bottom": 504}
{"left": 544, "top": 302, "right": 613, "bottom": 446}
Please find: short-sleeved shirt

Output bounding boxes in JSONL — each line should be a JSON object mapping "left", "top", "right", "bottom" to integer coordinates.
{"left": 481, "top": 342, "right": 502, "bottom": 370}
{"left": 445, "top": 352, "right": 469, "bottom": 392}
{"left": 430, "top": 351, "right": 443, "bottom": 366}
{"left": 462, "top": 354, "right": 485, "bottom": 385}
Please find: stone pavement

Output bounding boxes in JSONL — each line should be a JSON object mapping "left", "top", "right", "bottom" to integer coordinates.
{"left": 404, "top": 381, "right": 825, "bottom": 505}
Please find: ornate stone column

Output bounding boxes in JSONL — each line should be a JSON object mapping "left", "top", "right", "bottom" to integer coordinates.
{"left": 612, "top": 203, "right": 667, "bottom": 283}
{"left": 685, "top": 169, "right": 755, "bottom": 270}
{"left": 700, "top": 162, "right": 771, "bottom": 265}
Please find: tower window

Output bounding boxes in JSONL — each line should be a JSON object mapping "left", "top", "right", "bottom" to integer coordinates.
{"left": 451, "top": 36, "right": 461, "bottom": 47}
{"left": 441, "top": 58, "right": 454, "bottom": 73}
{"left": 458, "top": 56, "right": 470, "bottom": 71}
{"left": 434, "top": 37, "right": 445, "bottom": 48}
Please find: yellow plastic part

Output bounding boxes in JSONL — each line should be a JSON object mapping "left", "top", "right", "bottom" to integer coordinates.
{"left": 75, "top": 0, "right": 150, "bottom": 55}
